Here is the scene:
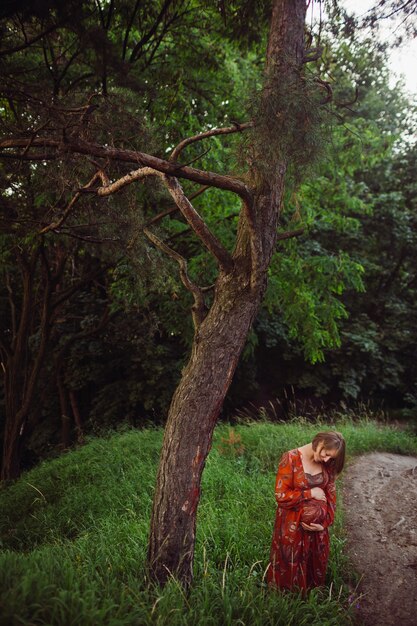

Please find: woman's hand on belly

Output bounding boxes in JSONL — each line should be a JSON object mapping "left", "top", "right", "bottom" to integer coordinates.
{"left": 310, "top": 487, "right": 327, "bottom": 501}
{"left": 301, "top": 522, "right": 324, "bottom": 531}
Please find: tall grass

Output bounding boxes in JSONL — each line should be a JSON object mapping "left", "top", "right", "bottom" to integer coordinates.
{"left": 1, "top": 418, "right": 416, "bottom": 625}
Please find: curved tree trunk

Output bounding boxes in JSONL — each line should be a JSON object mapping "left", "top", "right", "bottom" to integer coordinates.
{"left": 148, "top": 258, "right": 265, "bottom": 585}
{"left": 147, "top": 0, "right": 307, "bottom": 587}
{"left": 69, "top": 390, "right": 84, "bottom": 445}
{"left": 1, "top": 405, "right": 25, "bottom": 481}
{"left": 58, "top": 372, "right": 72, "bottom": 449}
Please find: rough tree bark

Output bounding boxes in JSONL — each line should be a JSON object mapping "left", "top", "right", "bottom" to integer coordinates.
{"left": 147, "top": 0, "right": 308, "bottom": 586}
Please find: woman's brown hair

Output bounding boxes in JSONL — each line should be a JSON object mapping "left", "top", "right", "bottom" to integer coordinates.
{"left": 312, "top": 430, "right": 345, "bottom": 476}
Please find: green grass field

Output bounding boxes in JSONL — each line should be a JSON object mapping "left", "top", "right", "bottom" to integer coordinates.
{"left": 1, "top": 418, "right": 416, "bottom": 625}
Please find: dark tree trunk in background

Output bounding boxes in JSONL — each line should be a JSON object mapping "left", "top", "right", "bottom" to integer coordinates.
{"left": 147, "top": 0, "right": 308, "bottom": 587}
{"left": 1, "top": 244, "right": 65, "bottom": 480}
{"left": 69, "top": 391, "right": 84, "bottom": 445}
{"left": 1, "top": 250, "right": 42, "bottom": 481}
{"left": 58, "top": 373, "right": 71, "bottom": 449}
{"left": 1, "top": 242, "right": 109, "bottom": 480}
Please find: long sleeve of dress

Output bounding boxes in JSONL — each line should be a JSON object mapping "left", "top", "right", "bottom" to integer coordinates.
{"left": 274, "top": 451, "right": 312, "bottom": 509}
{"left": 321, "top": 477, "right": 336, "bottom": 529}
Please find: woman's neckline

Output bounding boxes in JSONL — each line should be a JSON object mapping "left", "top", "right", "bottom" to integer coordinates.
{"left": 297, "top": 447, "right": 324, "bottom": 476}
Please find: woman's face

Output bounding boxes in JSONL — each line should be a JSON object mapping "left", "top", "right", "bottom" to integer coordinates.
{"left": 314, "top": 441, "right": 338, "bottom": 464}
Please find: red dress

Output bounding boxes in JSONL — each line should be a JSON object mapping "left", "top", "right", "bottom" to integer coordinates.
{"left": 266, "top": 448, "right": 337, "bottom": 592}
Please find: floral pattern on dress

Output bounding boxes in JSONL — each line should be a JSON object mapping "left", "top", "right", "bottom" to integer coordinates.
{"left": 266, "top": 448, "right": 337, "bottom": 592}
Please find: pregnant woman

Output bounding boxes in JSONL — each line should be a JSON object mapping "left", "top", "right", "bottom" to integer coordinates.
{"left": 266, "top": 431, "right": 345, "bottom": 592}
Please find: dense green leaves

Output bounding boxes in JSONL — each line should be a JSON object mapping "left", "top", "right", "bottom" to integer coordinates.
{"left": 229, "top": 28, "right": 417, "bottom": 417}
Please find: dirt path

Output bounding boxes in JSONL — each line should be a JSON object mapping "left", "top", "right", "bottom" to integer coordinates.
{"left": 342, "top": 452, "right": 417, "bottom": 626}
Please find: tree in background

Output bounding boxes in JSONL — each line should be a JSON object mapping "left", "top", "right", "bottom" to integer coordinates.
{"left": 364, "top": 0, "right": 417, "bottom": 41}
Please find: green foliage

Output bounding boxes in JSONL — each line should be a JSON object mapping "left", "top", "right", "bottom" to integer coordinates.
{"left": 265, "top": 241, "right": 364, "bottom": 364}
{"left": 0, "top": 0, "right": 267, "bottom": 455}
{"left": 231, "top": 27, "right": 417, "bottom": 416}
{"left": 281, "top": 142, "right": 417, "bottom": 410}
{"left": 2, "top": 419, "right": 415, "bottom": 624}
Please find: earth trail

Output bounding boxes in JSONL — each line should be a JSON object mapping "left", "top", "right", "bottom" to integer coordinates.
{"left": 342, "top": 452, "right": 417, "bottom": 626}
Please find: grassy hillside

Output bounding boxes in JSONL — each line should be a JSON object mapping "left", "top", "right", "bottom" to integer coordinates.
{"left": 1, "top": 418, "right": 416, "bottom": 625}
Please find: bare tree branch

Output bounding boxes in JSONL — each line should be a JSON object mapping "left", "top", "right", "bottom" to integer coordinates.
{"left": 20, "top": 120, "right": 51, "bottom": 158}
{"left": 169, "top": 121, "right": 254, "bottom": 162}
{"left": 125, "top": 185, "right": 209, "bottom": 249}
{"left": 122, "top": 0, "right": 141, "bottom": 60}
{"left": 105, "top": 0, "right": 115, "bottom": 30}
{"left": 143, "top": 227, "right": 207, "bottom": 328}
{"left": 335, "top": 85, "right": 359, "bottom": 108}
{"left": 145, "top": 185, "right": 209, "bottom": 226}
{"left": 39, "top": 171, "right": 108, "bottom": 234}
{"left": 302, "top": 46, "right": 324, "bottom": 64}
{"left": 276, "top": 227, "right": 305, "bottom": 241}
{"left": 18, "top": 252, "right": 54, "bottom": 421}
{"left": 140, "top": 10, "right": 189, "bottom": 72}
{"left": 129, "top": 0, "right": 176, "bottom": 63}
{"left": 126, "top": 185, "right": 209, "bottom": 253}
{"left": 54, "top": 45, "right": 83, "bottom": 95}
{"left": 161, "top": 174, "right": 234, "bottom": 273}
{"left": 0, "top": 137, "right": 253, "bottom": 204}
{"left": 13, "top": 247, "right": 39, "bottom": 357}
{"left": 0, "top": 336, "right": 11, "bottom": 361}
{"left": 95, "top": 164, "right": 234, "bottom": 272}
{"left": 166, "top": 118, "right": 260, "bottom": 280}
{"left": 0, "top": 20, "right": 67, "bottom": 58}
{"left": 69, "top": 390, "right": 84, "bottom": 444}
{"left": 0, "top": 151, "right": 57, "bottom": 161}
{"left": 317, "top": 78, "right": 333, "bottom": 105}
{"left": 5, "top": 273, "right": 17, "bottom": 340}
{"left": 165, "top": 210, "right": 239, "bottom": 243}
{"left": 52, "top": 230, "right": 120, "bottom": 244}
{"left": 96, "top": 166, "right": 158, "bottom": 195}
{"left": 369, "top": 0, "right": 416, "bottom": 21}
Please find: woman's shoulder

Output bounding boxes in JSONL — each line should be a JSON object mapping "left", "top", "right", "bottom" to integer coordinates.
{"left": 279, "top": 448, "right": 300, "bottom": 467}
